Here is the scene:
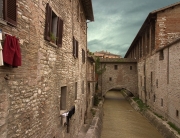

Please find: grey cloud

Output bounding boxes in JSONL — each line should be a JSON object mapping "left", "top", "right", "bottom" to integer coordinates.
{"left": 88, "top": 0, "right": 180, "bottom": 57}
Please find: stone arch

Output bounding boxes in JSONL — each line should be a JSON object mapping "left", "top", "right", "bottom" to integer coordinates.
{"left": 102, "top": 84, "right": 136, "bottom": 96}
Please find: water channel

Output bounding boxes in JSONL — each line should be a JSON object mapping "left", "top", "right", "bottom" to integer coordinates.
{"left": 101, "top": 90, "right": 163, "bottom": 138}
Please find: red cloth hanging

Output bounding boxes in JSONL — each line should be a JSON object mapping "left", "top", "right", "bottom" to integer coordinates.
{"left": 3, "top": 34, "right": 21, "bottom": 67}
{"left": 12, "top": 36, "right": 21, "bottom": 66}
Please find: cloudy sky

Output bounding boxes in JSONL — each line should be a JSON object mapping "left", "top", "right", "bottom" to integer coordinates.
{"left": 87, "top": 0, "right": 180, "bottom": 57}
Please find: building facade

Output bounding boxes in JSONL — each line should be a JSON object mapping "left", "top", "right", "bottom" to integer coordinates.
{"left": 125, "top": 2, "right": 180, "bottom": 128}
{"left": 0, "top": 0, "right": 94, "bottom": 138}
{"left": 98, "top": 58, "right": 138, "bottom": 96}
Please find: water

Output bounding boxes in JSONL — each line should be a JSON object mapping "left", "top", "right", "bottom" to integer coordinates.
{"left": 101, "top": 91, "right": 163, "bottom": 138}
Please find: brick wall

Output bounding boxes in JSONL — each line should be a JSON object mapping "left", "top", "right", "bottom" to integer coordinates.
{"left": 156, "top": 5, "right": 180, "bottom": 49}
{"left": 0, "top": 0, "right": 93, "bottom": 137}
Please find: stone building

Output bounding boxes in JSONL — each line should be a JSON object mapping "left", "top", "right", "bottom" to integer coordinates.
{"left": 125, "top": 2, "right": 180, "bottom": 128}
{"left": 0, "top": 0, "right": 94, "bottom": 138}
{"left": 94, "top": 51, "right": 121, "bottom": 58}
{"left": 98, "top": 58, "right": 138, "bottom": 96}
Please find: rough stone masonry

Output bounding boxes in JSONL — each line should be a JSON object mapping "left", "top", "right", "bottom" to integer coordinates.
{"left": 0, "top": 0, "right": 95, "bottom": 138}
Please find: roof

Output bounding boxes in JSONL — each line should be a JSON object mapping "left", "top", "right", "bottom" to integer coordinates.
{"left": 124, "top": 1, "right": 180, "bottom": 58}
{"left": 81, "top": 0, "right": 94, "bottom": 21}
{"left": 94, "top": 51, "right": 121, "bottom": 57}
{"left": 100, "top": 58, "right": 137, "bottom": 63}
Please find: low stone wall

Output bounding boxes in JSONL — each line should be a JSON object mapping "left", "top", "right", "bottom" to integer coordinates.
{"left": 85, "top": 102, "right": 104, "bottom": 138}
{"left": 124, "top": 92, "right": 180, "bottom": 138}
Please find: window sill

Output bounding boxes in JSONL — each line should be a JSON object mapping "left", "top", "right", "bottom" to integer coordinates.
{"left": 0, "top": 19, "right": 7, "bottom": 25}
{"left": 49, "top": 41, "right": 58, "bottom": 48}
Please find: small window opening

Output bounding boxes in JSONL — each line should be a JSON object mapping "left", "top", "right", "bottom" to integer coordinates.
{"left": 176, "top": 110, "right": 179, "bottom": 118}
{"left": 82, "top": 81, "right": 84, "bottom": 94}
{"left": 156, "top": 79, "right": 158, "bottom": 88}
{"left": 114, "top": 65, "right": 118, "bottom": 70}
{"left": 60, "top": 86, "right": 67, "bottom": 110}
{"left": 130, "top": 66, "right": 132, "bottom": 70}
{"left": 153, "top": 94, "right": 156, "bottom": 102}
{"left": 73, "top": 37, "right": 78, "bottom": 58}
{"left": 151, "top": 72, "right": 153, "bottom": 86}
{"left": 161, "top": 98, "right": 163, "bottom": 106}
{"left": 109, "top": 77, "right": 112, "bottom": 81}
{"left": 75, "top": 82, "right": 77, "bottom": 100}
{"left": 159, "top": 50, "right": 164, "bottom": 60}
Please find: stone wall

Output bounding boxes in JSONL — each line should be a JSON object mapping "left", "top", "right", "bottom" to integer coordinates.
{"left": 98, "top": 59, "right": 138, "bottom": 96}
{"left": 138, "top": 39, "right": 180, "bottom": 128}
{"left": 85, "top": 102, "right": 103, "bottom": 138}
{"left": 0, "top": 0, "right": 93, "bottom": 138}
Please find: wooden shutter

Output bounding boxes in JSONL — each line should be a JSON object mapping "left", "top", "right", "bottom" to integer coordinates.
{"left": 76, "top": 41, "right": 78, "bottom": 58}
{"left": 45, "top": 3, "right": 52, "bottom": 41}
{"left": 73, "top": 37, "right": 76, "bottom": 57}
{"left": 57, "top": 17, "right": 63, "bottom": 47}
{"left": 4, "top": 0, "right": 17, "bottom": 26}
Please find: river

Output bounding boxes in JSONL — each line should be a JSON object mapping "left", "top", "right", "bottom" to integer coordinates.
{"left": 101, "top": 90, "right": 163, "bottom": 138}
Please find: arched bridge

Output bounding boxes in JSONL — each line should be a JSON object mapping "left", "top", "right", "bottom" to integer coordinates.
{"left": 98, "top": 58, "right": 138, "bottom": 96}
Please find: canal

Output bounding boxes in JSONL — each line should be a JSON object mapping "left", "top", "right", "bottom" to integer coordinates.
{"left": 101, "top": 90, "right": 163, "bottom": 138}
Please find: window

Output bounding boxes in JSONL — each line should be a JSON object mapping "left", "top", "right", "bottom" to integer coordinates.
{"left": 153, "top": 94, "right": 156, "bottom": 102}
{"left": 88, "top": 83, "right": 90, "bottom": 93}
{"left": 151, "top": 72, "right": 153, "bottom": 86}
{"left": 114, "top": 65, "right": 118, "bottom": 70}
{"left": 161, "top": 98, "right": 163, "bottom": 106}
{"left": 109, "top": 77, "right": 112, "bottom": 81}
{"left": 130, "top": 66, "right": 132, "bottom": 70}
{"left": 156, "top": 79, "right": 158, "bottom": 88}
{"left": 82, "top": 81, "right": 84, "bottom": 94}
{"left": 159, "top": 50, "right": 164, "bottom": 60}
{"left": 45, "top": 3, "right": 63, "bottom": 46}
{"left": 75, "top": 82, "right": 77, "bottom": 100}
{"left": 60, "top": 86, "right": 67, "bottom": 110}
{"left": 82, "top": 49, "right": 85, "bottom": 63}
{"left": 73, "top": 37, "right": 78, "bottom": 58}
{"left": 176, "top": 110, "right": 179, "bottom": 118}
{"left": 0, "top": 0, "right": 17, "bottom": 26}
